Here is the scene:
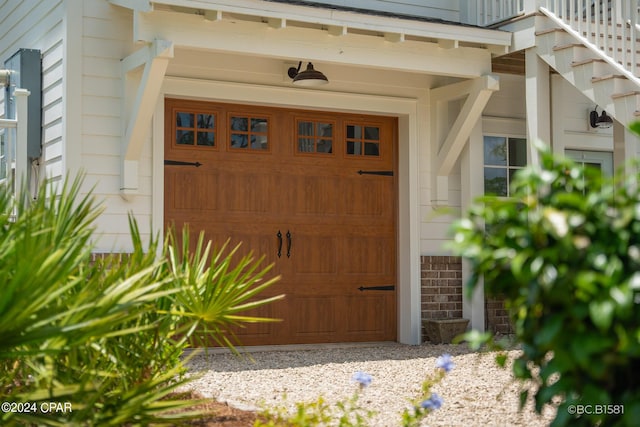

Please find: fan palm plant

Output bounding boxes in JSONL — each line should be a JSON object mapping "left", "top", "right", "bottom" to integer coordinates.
{"left": 0, "top": 175, "right": 282, "bottom": 426}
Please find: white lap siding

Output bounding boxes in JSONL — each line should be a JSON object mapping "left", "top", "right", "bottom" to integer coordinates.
{"left": 0, "top": 0, "right": 65, "bottom": 184}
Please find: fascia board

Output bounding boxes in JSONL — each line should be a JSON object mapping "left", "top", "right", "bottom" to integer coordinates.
{"left": 140, "top": 0, "right": 512, "bottom": 47}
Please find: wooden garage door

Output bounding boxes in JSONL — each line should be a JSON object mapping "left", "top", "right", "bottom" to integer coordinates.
{"left": 164, "top": 99, "right": 397, "bottom": 345}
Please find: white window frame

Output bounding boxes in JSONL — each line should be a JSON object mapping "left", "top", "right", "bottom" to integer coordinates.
{"left": 565, "top": 149, "right": 614, "bottom": 178}
{"left": 482, "top": 133, "right": 527, "bottom": 197}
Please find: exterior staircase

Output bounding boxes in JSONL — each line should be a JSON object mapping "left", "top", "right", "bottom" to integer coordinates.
{"left": 533, "top": 1, "right": 640, "bottom": 129}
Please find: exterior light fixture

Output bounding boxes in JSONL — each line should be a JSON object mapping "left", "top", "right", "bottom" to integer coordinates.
{"left": 0, "top": 69, "right": 11, "bottom": 87}
{"left": 589, "top": 107, "right": 613, "bottom": 129}
{"left": 287, "top": 61, "right": 328, "bottom": 86}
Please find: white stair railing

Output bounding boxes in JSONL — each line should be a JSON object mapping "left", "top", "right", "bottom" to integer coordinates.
{"left": 0, "top": 88, "right": 30, "bottom": 203}
{"left": 540, "top": 0, "right": 640, "bottom": 84}
{"left": 0, "top": 118, "right": 16, "bottom": 188}
{"left": 476, "top": 0, "right": 526, "bottom": 26}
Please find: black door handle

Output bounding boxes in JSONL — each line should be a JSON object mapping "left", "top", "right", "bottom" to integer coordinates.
{"left": 277, "top": 230, "right": 282, "bottom": 258}
{"left": 286, "top": 230, "right": 292, "bottom": 258}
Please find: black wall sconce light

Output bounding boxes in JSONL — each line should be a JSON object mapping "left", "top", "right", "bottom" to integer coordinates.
{"left": 0, "top": 69, "right": 11, "bottom": 87}
{"left": 589, "top": 106, "right": 613, "bottom": 129}
{"left": 287, "top": 61, "right": 328, "bottom": 86}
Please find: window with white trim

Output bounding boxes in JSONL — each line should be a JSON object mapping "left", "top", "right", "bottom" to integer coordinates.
{"left": 565, "top": 150, "right": 613, "bottom": 178}
{"left": 483, "top": 135, "right": 527, "bottom": 197}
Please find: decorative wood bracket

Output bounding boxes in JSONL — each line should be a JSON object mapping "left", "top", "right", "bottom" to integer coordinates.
{"left": 430, "top": 74, "right": 499, "bottom": 207}
{"left": 120, "top": 39, "right": 173, "bottom": 199}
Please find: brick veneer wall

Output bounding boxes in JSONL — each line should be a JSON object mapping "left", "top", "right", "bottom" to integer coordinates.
{"left": 486, "top": 296, "right": 514, "bottom": 335}
{"left": 421, "top": 256, "right": 463, "bottom": 342}
{"left": 420, "top": 256, "right": 515, "bottom": 340}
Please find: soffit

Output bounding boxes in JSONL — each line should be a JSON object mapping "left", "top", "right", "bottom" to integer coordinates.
{"left": 110, "top": 0, "right": 511, "bottom": 50}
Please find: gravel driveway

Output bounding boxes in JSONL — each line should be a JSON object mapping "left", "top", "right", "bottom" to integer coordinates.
{"left": 182, "top": 342, "right": 556, "bottom": 426}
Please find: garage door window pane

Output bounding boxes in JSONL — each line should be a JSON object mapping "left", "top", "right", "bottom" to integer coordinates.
{"left": 296, "top": 119, "right": 334, "bottom": 154}
{"left": 176, "top": 112, "right": 193, "bottom": 128}
{"left": 346, "top": 123, "right": 380, "bottom": 157}
{"left": 318, "top": 123, "right": 332, "bottom": 137}
{"left": 365, "top": 142, "right": 379, "bottom": 156}
{"left": 176, "top": 130, "right": 194, "bottom": 145}
{"left": 231, "top": 134, "right": 248, "bottom": 148}
{"left": 230, "top": 115, "right": 269, "bottom": 150}
{"left": 347, "top": 141, "right": 361, "bottom": 155}
{"left": 197, "top": 114, "right": 214, "bottom": 129}
{"left": 365, "top": 126, "right": 379, "bottom": 140}
{"left": 299, "top": 137, "right": 314, "bottom": 152}
{"left": 317, "top": 139, "right": 332, "bottom": 153}
{"left": 197, "top": 131, "right": 215, "bottom": 146}
{"left": 231, "top": 117, "right": 248, "bottom": 131}
{"left": 298, "top": 121, "right": 314, "bottom": 136}
{"left": 174, "top": 110, "right": 217, "bottom": 148}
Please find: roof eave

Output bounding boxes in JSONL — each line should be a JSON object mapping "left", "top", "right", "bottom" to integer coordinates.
{"left": 110, "top": 0, "right": 512, "bottom": 49}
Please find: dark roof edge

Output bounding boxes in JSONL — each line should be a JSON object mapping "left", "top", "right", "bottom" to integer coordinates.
{"left": 263, "top": 0, "right": 492, "bottom": 30}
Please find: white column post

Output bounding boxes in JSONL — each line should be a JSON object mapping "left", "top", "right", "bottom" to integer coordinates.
{"left": 14, "top": 88, "right": 30, "bottom": 201}
{"left": 525, "top": 0, "right": 543, "bottom": 15}
{"left": 614, "top": 120, "right": 640, "bottom": 175}
{"left": 460, "top": 119, "right": 485, "bottom": 332}
{"left": 525, "top": 48, "right": 552, "bottom": 163}
{"left": 397, "top": 110, "right": 422, "bottom": 345}
{"left": 550, "top": 75, "right": 566, "bottom": 156}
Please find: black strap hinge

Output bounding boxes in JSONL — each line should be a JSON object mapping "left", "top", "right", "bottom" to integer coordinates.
{"left": 357, "top": 170, "right": 393, "bottom": 176}
{"left": 164, "top": 160, "right": 202, "bottom": 167}
{"left": 358, "top": 285, "right": 395, "bottom": 291}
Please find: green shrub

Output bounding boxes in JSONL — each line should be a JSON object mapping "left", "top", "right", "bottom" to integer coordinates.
{"left": 450, "top": 140, "right": 640, "bottom": 426}
{"left": 0, "top": 175, "right": 282, "bottom": 426}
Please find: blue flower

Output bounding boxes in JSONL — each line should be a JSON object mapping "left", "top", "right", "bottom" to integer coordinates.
{"left": 351, "top": 371, "right": 372, "bottom": 388}
{"left": 420, "top": 393, "right": 443, "bottom": 411}
{"left": 436, "top": 353, "right": 454, "bottom": 372}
